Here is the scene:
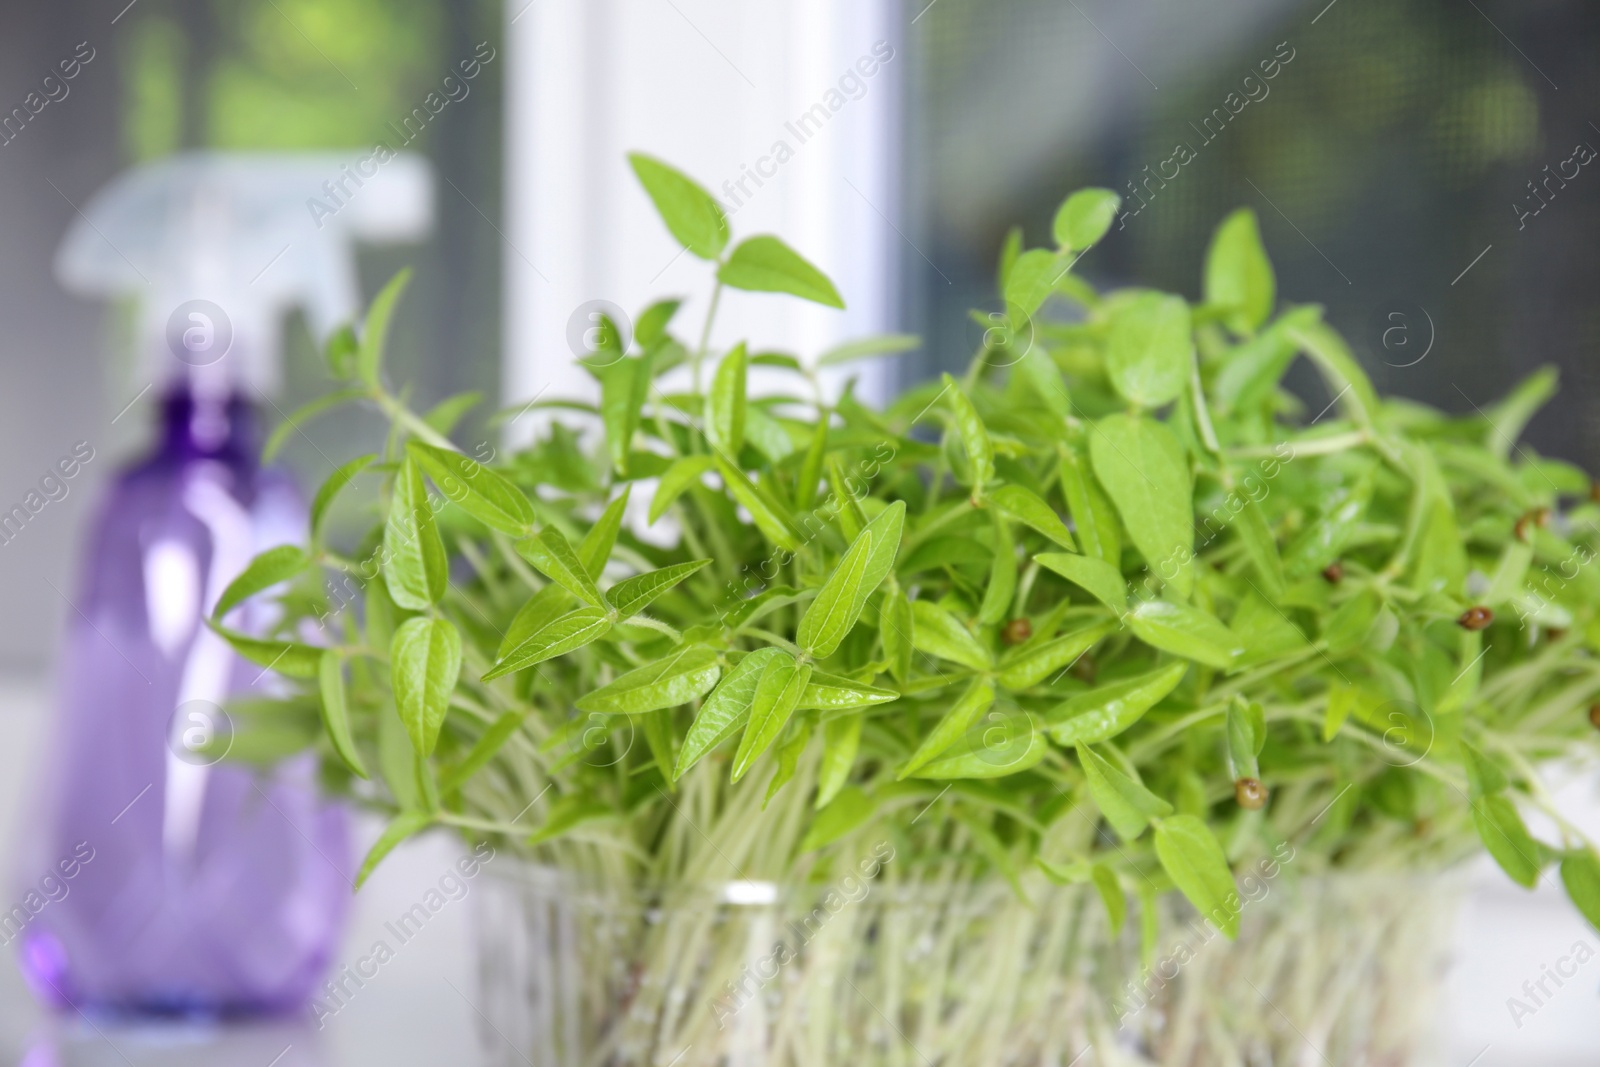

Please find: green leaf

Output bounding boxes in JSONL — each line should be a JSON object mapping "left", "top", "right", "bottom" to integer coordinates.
{"left": 527, "top": 795, "right": 615, "bottom": 846}
{"left": 1036, "top": 552, "right": 1127, "bottom": 614}
{"left": 515, "top": 526, "right": 607, "bottom": 608}
{"left": 607, "top": 560, "right": 709, "bottom": 620}
{"left": 496, "top": 585, "right": 571, "bottom": 661}
{"left": 1204, "top": 208, "right": 1275, "bottom": 334}
{"left": 795, "top": 417, "right": 830, "bottom": 512}
{"left": 676, "top": 646, "right": 785, "bottom": 777}
{"left": 1078, "top": 743, "right": 1172, "bottom": 840}
{"left": 1046, "top": 662, "right": 1187, "bottom": 746}
{"left": 707, "top": 342, "right": 748, "bottom": 456}
{"left": 318, "top": 650, "right": 368, "bottom": 778}
{"left": 910, "top": 599, "right": 992, "bottom": 671}
{"left": 579, "top": 486, "right": 632, "bottom": 579}
{"left": 1053, "top": 188, "right": 1122, "bottom": 252}
{"left": 1091, "top": 863, "right": 1127, "bottom": 937}
{"left": 1233, "top": 493, "right": 1285, "bottom": 598}
{"left": 816, "top": 714, "right": 863, "bottom": 809}
{"left": 1057, "top": 445, "right": 1121, "bottom": 567}
{"left": 408, "top": 441, "right": 536, "bottom": 536}
{"left": 880, "top": 590, "right": 914, "bottom": 686}
{"left": 1003, "top": 249, "right": 1062, "bottom": 318}
{"left": 910, "top": 713, "right": 1045, "bottom": 779}
{"left": 423, "top": 391, "right": 483, "bottom": 436}
{"left": 357, "top": 269, "right": 411, "bottom": 389}
{"left": 731, "top": 655, "right": 812, "bottom": 782}
{"left": 900, "top": 677, "right": 995, "bottom": 778}
{"left": 997, "top": 619, "right": 1116, "bottom": 691}
{"left": 383, "top": 457, "right": 448, "bottom": 611}
{"left": 440, "top": 712, "right": 523, "bottom": 793}
{"left": 356, "top": 810, "right": 433, "bottom": 889}
{"left": 1486, "top": 367, "right": 1559, "bottom": 459}
{"left": 484, "top": 606, "right": 612, "bottom": 679}
{"left": 635, "top": 298, "right": 682, "bottom": 348}
{"left": 818, "top": 333, "right": 920, "bottom": 367}
{"left": 978, "top": 514, "right": 1017, "bottom": 626}
{"left": 208, "top": 622, "right": 322, "bottom": 679}
{"left": 942, "top": 374, "right": 994, "bottom": 494}
{"left": 1126, "top": 599, "right": 1242, "bottom": 669}
{"left": 799, "top": 502, "right": 905, "bottom": 658}
{"left": 1560, "top": 850, "right": 1600, "bottom": 933}
{"left": 1461, "top": 740, "right": 1510, "bottom": 799}
{"left": 263, "top": 389, "right": 366, "bottom": 463}
{"left": 716, "top": 456, "right": 802, "bottom": 551}
{"left": 1014, "top": 348, "right": 1072, "bottom": 421}
{"left": 1225, "top": 697, "right": 1266, "bottom": 780}
{"left": 989, "top": 485, "right": 1077, "bottom": 551}
{"left": 1283, "top": 472, "right": 1372, "bottom": 578}
{"left": 796, "top": 670, "right": 899, "bottom": 713}
{"left": 576, "top": 646, "right": 722, "bottom": 715}
{"left": 1154, "top": 815, "right": 1240, "bottom": 938}
{"left": 650, "top": 455, "right": 716, "bottom": 524}
{"left": 324, "top": 323, "right": 358, "bottom": 379}
{"left": 212, "top": 545, "right": 308, "bottom": 621}
{"left": 589, "top": 353, "right": 652, "bottom": 475}
{"left": 310, "top": 453, "right": 376, "bottom": 541}
{"left": 1105, "top": 292, "right": 1193, "bottom": 408}
{"left": 391, "top": 616, "right": 463, "bottom": 757}
{"left": 800, "top": 785, "right": 873, "bottom": 851}
{"left": 1472, "top": 793, "right": 1543, "bottom": 889}
{"left": 1090, "top": 414, "right": 1193, "bottom": 597}
{"left": 644, "top": 708, "right": 678, "bottom": 788}
{"left": 628, "top": 153, "right": 729, "bottom": 260}
{"left": 718, "top": 235, "right": 845, "bottom": 308}
{"left": 743, "top": 405, "right": 794, "bottom": 463}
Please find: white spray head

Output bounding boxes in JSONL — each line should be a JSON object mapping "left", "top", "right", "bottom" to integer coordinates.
{"left": 55, "top": 151, "right": 434, "bottom": 397}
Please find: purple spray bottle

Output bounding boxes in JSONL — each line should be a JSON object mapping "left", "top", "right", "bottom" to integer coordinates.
{"left": 19, "top": 152, "right": 434, "bottom": 1016}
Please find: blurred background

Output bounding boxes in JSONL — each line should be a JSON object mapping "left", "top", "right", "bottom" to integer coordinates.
{"left": 0, "top": 0, "right": 1597, "bottom": 1062}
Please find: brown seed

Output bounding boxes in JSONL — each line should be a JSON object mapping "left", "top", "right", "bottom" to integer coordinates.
{"left": 1514, "top": 508, "right": 1550, "bottom": 543}
{"left": 1591, "top": 481, "right": 1600, "bottom": 505}
{"left": 1070, "top": 653, "right": 1096, "bottom": 683}
{"left": 1001, "top": 618, "right": 1033, "bottom": 645}
{"left": 1458, "top": 605, "right": 1494, "bottom": 631}
{"left": 1589, "top": 704, "right": 1600, "bottom": 731}
{"left": 1235, "top": 777, "right": 1269, "bottom": 810}
{"left": 1321, "top": 561, "right": 1344, "bottom": 584}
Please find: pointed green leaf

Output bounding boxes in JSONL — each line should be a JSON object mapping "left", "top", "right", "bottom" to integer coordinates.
{"left": 676, "top": 646, "right": 785, "bottom": 778}
{"left": 989, "top": 484, "right": 1077, "bottom": 551}
{"left": 356, "top": 810, "right": 433, "bottom": 889}
{"left": 604, "top": 561, "right": 708, "bottom": 620}
{"left": 357, "top": 269, "right": 411, "bottom": 389}
{"left": 1472, "top": 794, "right": 1542, "bottom": 888}
{"left": 1090, "top": 414, "right": 1193, "bottom": 596}
{"left": 707, "top": 342, "right": 748, "bottom": 456}
{"left": 324, "top": 323, "right": 358, "bottom": 379}
{"left": 318, "top": 650, "right": 367, "bottom": 778}
{"left": 440, "top": 711, "right": 523, "bottom": 793}
{"left": 978, "top": 514, "right": 1017, "bottom": 626}
{"left": 208, "top": 622, "right": 322, "bottom": 679}
{"left": 527, "top": 795, "right": 616, "bottom": 846}
{"left": 1091, "top": 863, "right": 1127, "bottom": 936}
{"left": 1046, "top": 662, "right": 1187, "bottom": 746}
{"left": 1225, "top": 697, "right": 1266, "bottom": 780}
{"left": 1233, "top": 493, "right": 1285, "bottom": 598}
{"left": 731, "top": 655, "right": 811, "bottom": 782}
{"left": 1054, "top": 188, "right": 1122, "bottom": 252}
{"left": 515, "top": 526, "right": 606, "bottom": 608}
{"left": 484, "top": 606, "right": 612, "bottom": 679}
{"left": 1078, "top": 743, "right": 1172, "bottom": 840}
{"left": 1036, "top": 552, "right": 1127, "bottom": 615}
{"left": 628, "top": 153, "right": 729, "bottom": 260}
{"left": 1204, "top": 208, "right": 1275, "bottom": 335}
{"left": 818, "top": 333, "right": 920, "bottom": 367}
{"left": 796, "top": 670, "right": 899, "bottom": 713}
{"left": 579, "top": 486, "right": 632, "bottom": 578}
{"left": 383, "top": 457, "right": 449, "bottom": 611}
{"left": 718, "top": 235, "right": 845, "bottom": 308}
{"left": 497, "top": 585, "right": 571, "bottom": 662}
{"left": 763, "top": 721, "right": 812, "bottom": 806}
{"left": 900, "top": 677, "right": 995, "bottom": 778}
{"left": 880, "top": 590, "right": 914, "bottom": 685}
{"left": 263, "top": 388, "right": 367, "bottom": 463}
{"left": 1058, "top": 445, "right": 1121, "bottom": 566}
{"left": 942, "top": 374, "right": 994, "bottom": 493}
{"left": 213, "top": 545, "right": 308, "bottom": 621}
{"left": 816, "top": 714, "right": 863, "bottom": 809}
{"left": 1154, "top": 814, "right": 1240, "bottom": 938}
{"left": 1560, "top": 850, "right": 1600, "bottom": 933}
{"left": 576, "top": 645, "right": 722, "bottom": 715}
{"left": 716, "top": 456, "right": 802, "bottom": 551}
{"left": 311, "top": 453, "right": 376, "bottom": 541}
{"left": 997, "top": 619, "right": 1117, "bottom": 691}
{"left": 910, "top": 599, "right": 992, "bottom": 671}
{"left": 391, "top": 616, "right": 463, "bottom": 757}
{"left": 408, "top": 441, "right": 536, "bottom": 536}
{"left": 1126, "top": 599, "right": 1242, "bottom": 669}
{"left": 800, "top": 786, "right": 874, "bottom": 851}
{"left": 798, "top": 502, "right": 906, "bottom": 658}
{"left": 1004, "top": 248, "right": 1062, "bottom": 318}
{"left": 650, "top": 455, "right": 716, "bottom": 524}
{"left": 909, "top": 712, "right": 1045, "bottom": 779}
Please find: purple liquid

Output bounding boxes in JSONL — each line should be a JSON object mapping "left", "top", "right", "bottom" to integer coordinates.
{"left": 19, "top": 387, "right": 349, "bottom": 1017}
